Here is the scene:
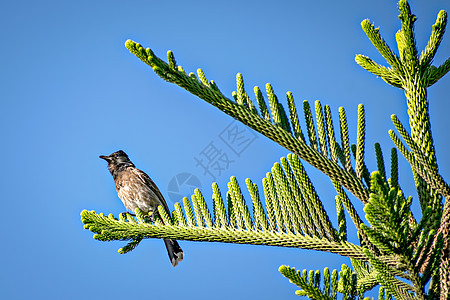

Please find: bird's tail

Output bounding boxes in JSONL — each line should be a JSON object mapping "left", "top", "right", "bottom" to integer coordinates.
{"left": 164, "top": 239, "right": 184, "bottom": 267}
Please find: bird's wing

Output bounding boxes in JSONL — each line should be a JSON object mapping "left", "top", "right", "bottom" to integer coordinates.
{"left": 133, "top": 168, "right": 171, "bottom": 214}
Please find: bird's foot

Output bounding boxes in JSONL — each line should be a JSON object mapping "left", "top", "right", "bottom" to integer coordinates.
{"left": 121, "top": 212, "right": 135, "bottom": 218}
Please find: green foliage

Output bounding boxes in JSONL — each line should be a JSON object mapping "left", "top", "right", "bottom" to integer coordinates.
{"left": 80, "top": 0, "right": 450, "bottom": 299}
{"left": 81, "top": 154, "right": 370, "bottom": 259}
{"left": 362, "top": 172, "right": 414, "bottom": 255}
{"left": 279, "top": 266, "right": 339, "bottom": 300}
{"left": 125, "top": 40, "right": 369, "bottom": 204}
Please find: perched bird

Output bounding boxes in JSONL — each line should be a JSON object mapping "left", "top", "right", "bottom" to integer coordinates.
{"left": 99, "top": 150, "right": 184, "bottom": 267}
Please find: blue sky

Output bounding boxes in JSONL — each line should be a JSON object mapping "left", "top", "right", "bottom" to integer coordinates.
{"left": 1, "top": 1, "right": 449, "bottom": 299}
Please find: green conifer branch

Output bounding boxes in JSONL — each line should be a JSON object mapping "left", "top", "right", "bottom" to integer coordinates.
{"left": 397, "top": 0, "right": 419, "bottom": 71}
{"left": 303, "top": 100, "right": 318, "bottom": 151}
{"left": 420, "top": 232, "right": 443, "bottom": 285}
{"left": 355, "top": 266, "right": 382, "bottom": 294}
{"left": 354, "top": 55, "right": 402, "bottom": 88}
{"left": 323, "top": 106, "right": 348, "bottom": 177}
{"left": 374, "top": 143, "right": 386, "bottom": 181}
{"left": 324, "top": 105, "right": 338, "bottom": 164}
{"left": 279, "top": 266, "right": 335, "bottom": 300}
{"left": 286, "top": 154, "right": 337, "bottom": 241}
{"left": 81, "top": 209, "right": 370, "bottom": 260}
{"left": 333, "top": 183, "right": 364, "bottom": 234}
{"left": 190, "top": 191, "right": 205, "bottom": 228}
{"left": 125, "top": 39, "right": 369, "bottom": 203}
{"left": 335, "top": 195, "right": 347, "bottom": 242}
{"left": 356, "top": 254, "right": 410, "bottom": 283}
{"left": 272, "top": 162, "right": 303, "bottom": 235}
{"left": 426, "top": 57, "right": 450, "bottom": 86}
{"left": 389, "top": 148, "right": 399, "bottom": 189}
{"left": 359, "top": 19, "right": 402, "bottom": 71}
{"left": 351, "top": 143, "right": 370, "bottom": 188}
{"left": 280, "top": 265, "right": 364, "bottom": 299}
{"left": 78, "top": 1, "right": 450, "bottom": 297}
{"left": 118, "top": 236, "right": 143, "bottom": 254}
{"left": 355, "top": 104, "right": 366, "bottom": 180}
{"left": 401, "top": 259, "right": 427, "bottom": 300}
{"left": 228, "top": 176, "right": 253, "bottom": 230}
{"left": 390, "top": 115, "right": 437, "bottom": 175}
{"left": 363, "top": 172, "right": 414, "bottom": 255}
{"left": 361, "top": 171, "right": 440, "bottom": 298}
{"left": 338, "top": 107, "right": 353, "bottom": 174}
{"left": 254, "top": 86, "right": 271, "bottom": 122}
{"left": 183, "top": 196, "right": 195, "bottom": 227}
{"left": 279, "top": 157, "right": 312, "bottom": 236}
{"left": 315, "top": 101, "right": 328, "bottom": 157}
{"left": 357, "top": 2, "right": 443, "bottom": 234}
{"left": 412, "top": 230, "right": 434, "bottom": 269}
{"left": 323, "top": 268, "right": 332, "bottom": 297}
{"left": 379, "top": 287, "right": 394, "bottom": 300}
{"left": 226, "top": 192, "right": 237, "bottom": 229}
{"left": 271, "top": 165, "right": 297, "bottom": 234}
{"left": 196, "top": 189, "right": 214, "bottom": 227}
{"left": 287, "top": 92, "right": 305, "bottom": 142}
{"left": 280, "top": 266, "right": 331, "bottom": 299}
{"left": 420, "top": 10, "right": 447, "bottom": 70}
{"left": 389, "top": 116, "right": 450, "bottom": 201}
{"left": 245, "top": 179, "right": 267, "bottom": 231}
{"left": 357, "top": 4, "right": 450, "bottom": 290}
{"left": 332, "top": 182, "right": 377, "bottom": 254}
{"left": 364, "top": 249, "right": 416, "bottom": 300}
{"left": 197, "top": 68, "right": 209, "bottom": 87}
{"left": 428, "top": 274, "right": 440, "bottom": 300}
{"left": 262, "top": 175, "right": 277, "bottom": 232}
{"left": 264, "top": 172, "right": 286, "bottom": 233}
{"left": 266, "top": 83, "right": 291, "bottom": 133}
{"left": 174, "top": 202, "right": 187, "bottom": 227}
{"left": 338, "top": 265, "right": 359, "bottom": 297}
{"left": 212, "top": 183, "right": 227, "bottom": 228}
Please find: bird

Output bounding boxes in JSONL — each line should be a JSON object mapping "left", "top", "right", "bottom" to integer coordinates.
{"left": 99, "top": 150, "right": 184, "bottom": 267}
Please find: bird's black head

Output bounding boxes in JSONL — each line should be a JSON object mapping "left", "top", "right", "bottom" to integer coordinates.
{"left": 99, "top": 150, "right": 135, "bottom": 174}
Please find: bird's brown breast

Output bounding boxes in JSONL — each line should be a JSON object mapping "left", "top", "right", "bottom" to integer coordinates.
{"left": 114, "top": 167, "right": 161, "bottom": 214}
